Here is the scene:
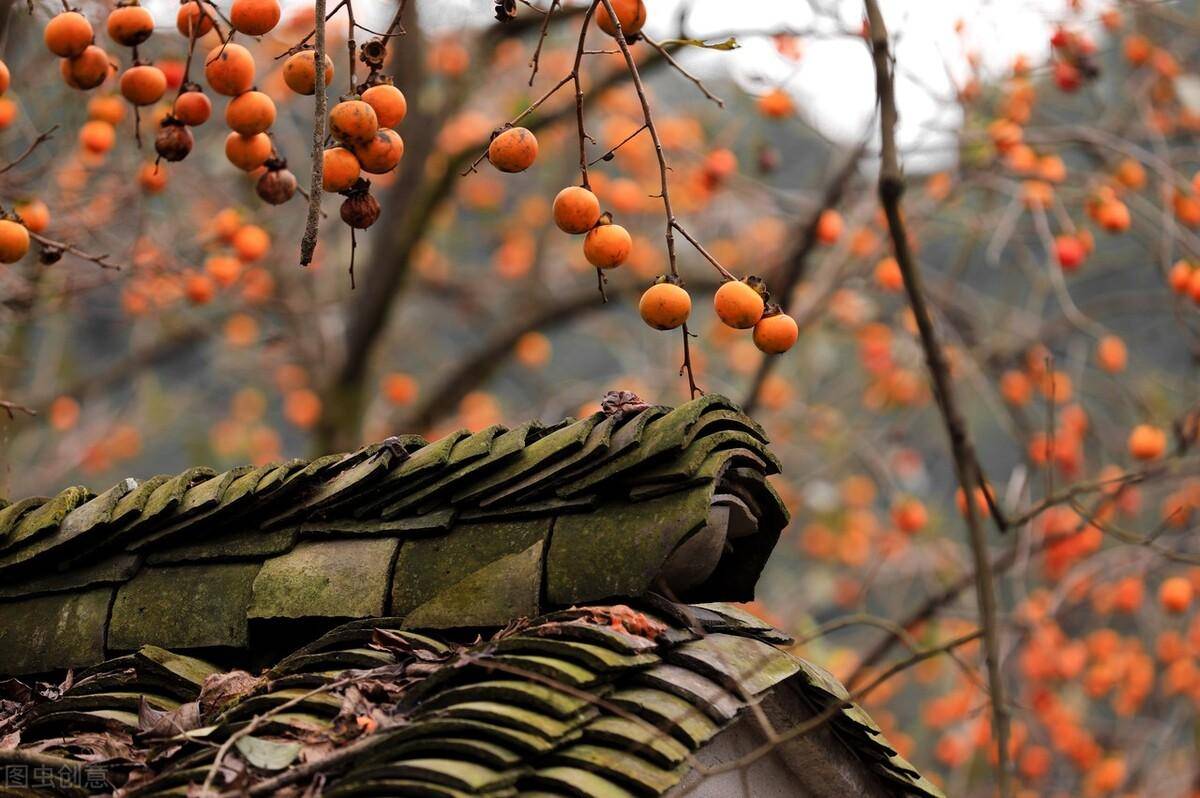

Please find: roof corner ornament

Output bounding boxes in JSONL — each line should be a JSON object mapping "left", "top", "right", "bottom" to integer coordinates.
{"left": 600, "top": 389, "right": 650, "bottom": 418}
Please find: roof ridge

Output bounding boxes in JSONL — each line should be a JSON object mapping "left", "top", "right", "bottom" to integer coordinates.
{"left": 0, "top": 395, "right": 790, "bottom": 677}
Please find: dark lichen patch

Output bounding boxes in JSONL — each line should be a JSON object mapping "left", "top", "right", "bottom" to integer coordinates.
{"left": 546, "top": 486, "right": 713, "bottom": 605}
{"left": 0, "top": 587, "right": 112, "bottom": 674}
{"left": 403, "top": 541, "right": 542, "bottom": 628}
{"left": 108, "top": 562, "right": 259, "bottom": 651}
{"left": 249, "top": 538, "right": 399, "bottom": 620}
{"left": 391, "top": 519, "right": 550, "bottom": 617}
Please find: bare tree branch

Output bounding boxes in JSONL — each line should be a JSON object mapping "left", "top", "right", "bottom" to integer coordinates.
{"left": 863, "top": 2, "right": 1011, "bottom": 794}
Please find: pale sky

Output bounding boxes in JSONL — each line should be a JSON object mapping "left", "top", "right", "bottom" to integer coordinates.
{"left": 171, "top": 0, "right": 1115, "bottom": 168}
{"left": 420, "top": 0, "right": 1115, "bottom": 168}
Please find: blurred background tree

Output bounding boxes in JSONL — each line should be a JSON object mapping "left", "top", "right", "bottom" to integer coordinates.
{"left": 3, "top": 0, "right": 1200, "bottom": 794}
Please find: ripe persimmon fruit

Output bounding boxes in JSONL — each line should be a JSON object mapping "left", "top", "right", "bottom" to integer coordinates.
{"left": 714, "top": 279, "right": 765, "bottom": 329}
{"left": 88, "top": 95, "right": 125, "bottom": 124}
{"left": 205, "top": 43, "right": 256, "bottom": 96}
{"left": 815, "top": 208, "right": 843, "bottom": 244}
{"left": 61, "top": 45, "right": 111, "bottom": 90}
{"left": 891, "top": 498, "right": 928, "bottom": 534}
{"left": 205, "top": 255, "right": 241, "bottom": 287}
{"left": 230, "top": 0, "right": 281, "bottom": 36}
{"left": 173, "top": 89, "right": 212, "bottom": 125}
{"left": 1169, "top": 260, "right": 1193, "bottom": 294}
{"left": 874, "top": 256, "right": 903, "bottom": 291}
{"left": 1160, "top": 577, "right": 1193, "bottom": 613}
{"left": 225, "top": 90, "right": 276, "bottom": 135}
{"left": 639, "top": 281, "right": 691, "bottom": 330}
{"left": 45, "top": 11, "right": 94, "bottom": 58}
{"left": 138, "top": 162, "right": 167, "bottom": 193}
{"left": 282, "top": 50, "right": 333, "bottom": 95}
{"left": 176, "top": 1, "right": 215, "bottom": 37}
{"left": 185, "top": 272, "right": 215, "bottom": 304}
{"left": 353, "top": 128, "right": 404, "bottom": 174}
{"left": 106, "top": 3, "right": 155, "bottom": 47}
{"left": 0, "top": 98, "right": 16, "bottom": 130}
{"left": 753, "top": 310, "right": 799, "bottom": 354}
{"left": 16, "top": 200, "right": 50, "bottom": 234}
{"left": 0, "top": 219, "right": 30, "bottom": 263}
{"left": 322, "top": 147, "right": 361, "bottom": 191}
{"left": 361, "top": 83, "right": 407, "bottom": 128}
{"left": 0, "top": 60, "right": 9, "bottom": 94}
{"left": 233, "top": 224, "right": 270, "bottom": 262}
{"left": 552, "top": 186, "right": 601, "bottom": 233}
{"left": 584, "top": 223, "right": 632, "bottom": 268}
{"left": 224, "top": 131, "right": 272, "bottom": 171}
{"left": 329, "top": 99, "right": 378, "bottom": 145}
{"left": 1055, "top": 234, "right": 1085, "bottom": 270}
{"left": 1096, "top": 335, "right": 1127, "bottom": 374}
{"left": 1128, "top": 424, "right": 1167, "bottom": 461}
{"left": 119, "top": 64, "right": 167, "bottom": 106}
{"left": 1097, "top": 199, "right": 1131, "bottom": 233}
{"left": 758, "top": 87, "right": 794, "bottom": 119}
{"left": 79, "top": 119, "right": 116, "bottom": 154}
{"left": 596, "top": 0, "right": 647, "bottom": 37}
{"left": 488, "top": 127, "right": 538, "bottom": 173}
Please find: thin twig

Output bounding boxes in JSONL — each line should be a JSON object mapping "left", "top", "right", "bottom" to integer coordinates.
{"left": 527, "top": 0, "right": 560, "bottom": 85}
{"left": 586, "top": 123, "right": 645, "bottom": 166}
{"left": 0, "top": 125, "right": 58, "bottom": 175}
{"left": 28, "top": 231, "right": 119, "bottom": 270}
{"left": 0, "top": 400, "right": 36, "bottom": 420}
{"left": 643, "top": 33, "right": 724, "bottom": 107}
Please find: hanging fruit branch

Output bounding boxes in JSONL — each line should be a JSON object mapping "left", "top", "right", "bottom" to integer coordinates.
{"left": 467, "top": 0, "right": 799, "bottom": 396}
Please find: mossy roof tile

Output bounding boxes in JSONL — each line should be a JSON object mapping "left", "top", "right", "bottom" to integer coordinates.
{"left": 391, "top": 519, "right": 550, "bottom": 618}
{"left": 0, "top": 496, "right": 49, "bottom": 544}
{"left": 7, "top": 485, "right": 92, "bottom": 549}
{"left": 249, "top": 537, "right": 399, "bottom": 620}
{"left": 554, "top": 744, "right": 685, "bottom": 795}
{"left": 108, "top": 562, "right": 260, "bottom": 651}
{"left": 0, "top": 586, "right": 111, "bottom": 673}
{"left": 528, "top": 766, "right": 637, "bottom": 798}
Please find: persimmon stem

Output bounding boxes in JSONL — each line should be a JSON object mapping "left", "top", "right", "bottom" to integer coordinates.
{"left": 345, "top": 0, "right": 357, "bottom": 90}
{"left": 642, "top": 33, "right": 723, "bottom": 108}
{"left": 528, "top": 0, "right": 560, "bottom": 86}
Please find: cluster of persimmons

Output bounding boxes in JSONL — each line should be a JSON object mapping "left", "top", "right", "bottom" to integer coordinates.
{"left": 476, "top": 0, "right": 799, "bottom": 357}
{"left": 0, "top": 0, "right": 409, "bottom": 262}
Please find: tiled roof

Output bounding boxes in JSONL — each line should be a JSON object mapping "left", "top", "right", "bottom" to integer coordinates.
{"left": 0, "top": 394, "right": 943, "bottom": 797}
{"left": 0, "top": 395, "right": 787, "bottom": 676}
{"left": 3, "top": 600, "right": 942, "bottom": 797}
